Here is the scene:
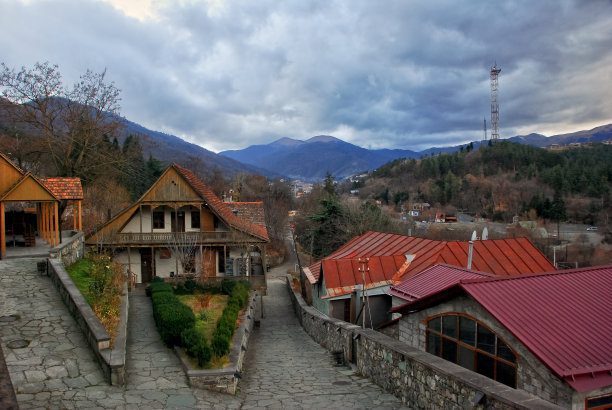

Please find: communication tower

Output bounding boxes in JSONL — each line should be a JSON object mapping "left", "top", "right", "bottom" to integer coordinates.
{"left": 490, "top": 64, "right": 501, "bottom": 141}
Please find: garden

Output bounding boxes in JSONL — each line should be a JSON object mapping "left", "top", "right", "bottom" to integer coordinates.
{"left": 149, "top": 278, "right": 250, "bottom": 369}
{"left": 66, "top": 253, "right": 125, "bottom": 346}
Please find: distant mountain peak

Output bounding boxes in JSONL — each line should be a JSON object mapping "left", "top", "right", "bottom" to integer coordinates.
{"left": 306, "top": 135, "right": 342, "bottom": 143}
{"left": 270, "top": 137, "right": 303, "bottom": 147}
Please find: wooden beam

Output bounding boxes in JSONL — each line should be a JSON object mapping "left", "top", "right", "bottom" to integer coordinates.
{"left": 42, "top": 203, "right": 47, "bottom": 243}
{"left": 73, "top": 200, "right": 77, "bottom": 230}
{"left": 54, "top": 202, "right": 60, "bottom": 245}
{"left": 78, "top": 200, "right": 82, "bottom": 231}
{"left": 1, "top": 201, "right": 5, "bottom": 257}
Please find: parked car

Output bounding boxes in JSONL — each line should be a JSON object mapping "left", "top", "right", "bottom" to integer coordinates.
{"left": 586, "top": 226, "right": 598, "bottom": 231}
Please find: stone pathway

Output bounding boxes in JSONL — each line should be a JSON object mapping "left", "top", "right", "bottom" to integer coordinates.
{"left": 0, "top": 258, "right": 406, "bottom": 409}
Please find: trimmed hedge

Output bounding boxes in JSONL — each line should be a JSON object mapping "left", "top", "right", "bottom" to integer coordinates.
{"left": 211, "top": 282, "right": 249, "bottom": 357}
{"left": 150, "top": 281, "right": 173, "bottom": 295}
{"left": 156, "top": 302, "right": 195, "bottom": 347}
{"left": 181, "top": 327, "right": 212, "bottom": 367}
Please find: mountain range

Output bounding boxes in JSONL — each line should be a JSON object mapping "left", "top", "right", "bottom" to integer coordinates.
{"left": 219, "top": 124, "right": 612, "bottom": 181}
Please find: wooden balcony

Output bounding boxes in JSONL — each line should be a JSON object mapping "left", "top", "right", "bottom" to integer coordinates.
{"left": 116, "top": 231, "right": 258, "bottom": 245}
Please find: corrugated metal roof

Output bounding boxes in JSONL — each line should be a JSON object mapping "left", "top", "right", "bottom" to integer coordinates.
{"left": 460, "top": 265, "right": 612, "bottom": 392}
{"left": 310, "top": 231, "right": 554, "bottom": 298}
{"left": 388, "top": 264, "right": 495, "bottom": 303}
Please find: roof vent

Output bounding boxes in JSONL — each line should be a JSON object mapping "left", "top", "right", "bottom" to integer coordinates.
{"left": 232, "top": 208, "right": 238, "bottom": 215}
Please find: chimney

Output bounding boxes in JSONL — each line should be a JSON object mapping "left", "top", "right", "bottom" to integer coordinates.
{"left": 467, "top": 241, "right": 473, "bottom": 269}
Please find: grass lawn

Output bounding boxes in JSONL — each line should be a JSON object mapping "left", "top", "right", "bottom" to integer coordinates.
{"left": 66, "top": 258, "right": 96, "bottom": 307}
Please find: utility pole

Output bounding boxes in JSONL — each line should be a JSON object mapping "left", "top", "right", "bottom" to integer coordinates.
{"left": 358, "top": 257, "right": 370, "bottom": 329}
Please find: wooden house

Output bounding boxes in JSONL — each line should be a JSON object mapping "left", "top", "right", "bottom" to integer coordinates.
{"left": 86, "top": 164, "right": 269, "bottom": 283}
{"left": 1, "top": 151, "right": 83, "bottom": 257}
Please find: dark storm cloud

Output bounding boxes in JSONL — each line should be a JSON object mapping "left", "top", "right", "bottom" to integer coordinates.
{"left": 1, "top": 0, "right": 611, "bottom": 152}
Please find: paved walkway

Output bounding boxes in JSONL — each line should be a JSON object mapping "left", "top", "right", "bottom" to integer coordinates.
{"left": 0, "top": 258, "right": 405, "bottom": 409}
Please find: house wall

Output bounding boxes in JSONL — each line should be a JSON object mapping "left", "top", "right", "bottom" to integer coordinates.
{"left": 398, "top": 295, "right": 577, "bottom": 408}
{"left": 122, "top": 205, "right": 205, "bottom": 233}
{"left": 155, "top": 248, "right": 185, "bottom": 278}
{"left": 287, "top": 276, "right": 563, "bottom": 410}
{"left": 311, "top": 277, "right": 330, "bottom": 316}
{"left": 114, "top": 248, "right": 142, "bottom": 283}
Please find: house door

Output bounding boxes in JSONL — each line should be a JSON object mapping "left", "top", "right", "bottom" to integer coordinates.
{"left": 171, "top": 211, "right": 185, "bottom": 232}
{"left": 140, "top": 249, "right": 153, "bottom": 283}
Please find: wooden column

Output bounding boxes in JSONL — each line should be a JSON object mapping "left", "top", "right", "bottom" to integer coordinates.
{"left": 42, "top": 203, "right": 48, "bottom": 243}
{"left": 73, "top": 200, "right": 77, "bottom": 230}
{"left": 78, "top": 200, "right": 82, "bottom": 231}
{"left": 54, "top": 202, "right": 60, "bottom": 246}
{"left": 1, "top": 201, "right": 5, "bottom": 257}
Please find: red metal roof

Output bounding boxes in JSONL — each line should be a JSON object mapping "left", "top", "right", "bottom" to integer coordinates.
{"left": 174, "top": 165, "right": 269, "bottom": 241}
{"left": 401, "top": 265, "right": 612, "bottom": 392}
{"left": 310, "top": 231, "right": 554, "bottom": 298}
{"left": 388, "top": 264, "right": 495, "bottom": 303}
{"left": 41, "top": 177, "right": 84, "bottom": 200}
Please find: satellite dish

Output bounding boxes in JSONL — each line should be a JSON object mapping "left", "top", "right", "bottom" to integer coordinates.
{"left": 482, "top": 227, "right": 488, "bottom": 240}
{"left": 471, "top": 231, "right": 477, "bottom": 241}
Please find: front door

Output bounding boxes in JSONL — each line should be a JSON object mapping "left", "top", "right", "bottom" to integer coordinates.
{"left": 171, "top": 211, "right": 185, "bottom": 232}
{"left": 140, "top": 249, "right": 153, "bottom": 283}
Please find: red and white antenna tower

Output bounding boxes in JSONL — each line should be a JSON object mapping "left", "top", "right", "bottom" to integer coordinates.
{"left": 490, "top": 64, "right": 501, "bottom": 141}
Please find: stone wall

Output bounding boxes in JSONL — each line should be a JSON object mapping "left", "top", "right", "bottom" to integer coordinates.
{"left": 49, "top": 230, "right": 85, "bottom": 266}
{"left": 286, "top": 275, "right": 563, "bottom": 410}
{"left": 46, "top": 259, "right": 128, "bottom": 386}
{"left": 398, "top": 294, "right": 575, "bottom": 408}
{"left": 175, "top": 290, "right": 258, "bottom": 394}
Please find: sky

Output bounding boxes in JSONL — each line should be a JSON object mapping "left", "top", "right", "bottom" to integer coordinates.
{"left": 1, "top": 0, "right": 612, "bottom": 153}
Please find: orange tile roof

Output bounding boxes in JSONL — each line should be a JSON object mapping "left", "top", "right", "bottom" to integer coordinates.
{"left": 41, "top": 178, "right": 83, "bottom": 200}
{"left": 173, "top": 165, "right": 268, "bottom": 241}
{"left": 224, "top": 202, "right": 267, "bottom": 227}
{"left": 310, "top": 231, "right": 554, "bottom": 298}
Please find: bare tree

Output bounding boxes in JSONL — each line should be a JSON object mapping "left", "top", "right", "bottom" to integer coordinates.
{"left": 0, "top": 62, "right": 123, "bottom": 181}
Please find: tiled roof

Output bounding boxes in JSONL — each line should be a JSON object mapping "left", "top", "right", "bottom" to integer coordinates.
{"left": 224, "top": 202, "right": 266, "bottom": 227}
{"left": 173, "top": 165, "right": 269, "bottom": 241}
{"left": 399, "top": 265, "right": 612, "bottom": 392}
{"left": 388, "top": 264, "right": 495, "bottom": 303}
{"left": 309, "top": 231, "right": 554, "bottom": 298}
{"left": 41, "top": 178, "right": 83, "bottom": 200}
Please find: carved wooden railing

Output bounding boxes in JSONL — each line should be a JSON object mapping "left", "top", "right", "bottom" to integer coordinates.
{"left": 116, "top": 231, "right": 255, "bottom": 244}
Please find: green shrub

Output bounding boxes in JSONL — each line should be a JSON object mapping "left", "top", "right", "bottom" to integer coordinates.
{"left": 152, "top": 276, "right": 164, "bottom": 283}
{"left": 152, "top": 292, "right": 178, "bottom": 306}
{"left": 156, "top": 303, "right": 196, "bottom": 347}
{"left": 150, "top": 281, "right": 173, "bottom": 295}
{"left": 181, "top": 327, "right": 212, "bottom": 367}
{"left": 211, "top": 332, "right": 231, "bottom": 357}
{"left": 220, "top": 279, "right": 236, "bottom": 295}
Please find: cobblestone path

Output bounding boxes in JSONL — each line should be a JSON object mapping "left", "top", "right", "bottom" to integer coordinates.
{"left": 1, "top": 258, "right": 405, "bottom": 409}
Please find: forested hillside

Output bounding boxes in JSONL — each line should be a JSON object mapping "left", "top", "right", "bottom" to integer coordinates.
{"left": 347, "top": 141, "right": 612, "bottom": 225}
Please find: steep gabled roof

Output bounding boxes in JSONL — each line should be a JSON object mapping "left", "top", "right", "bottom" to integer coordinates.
{"left": 1, "top": 172, "right": 58, "bottom": 202}
{"left": 223, "top": 202, "right": 266, "bottom": 227}
{"left": 173, "top": 165, "right": 268, "bottom": 241}
{"left": 86, "top": 163, "right": 268, "bottom": 243}
{"left": 396, "top": 265, "right": 612, "bottom": 393}
{"left": 309, "top": 231, "right": 554, "bottom": 299}
{"left": 41, "top": 178, "right": 83, "bottom": 200}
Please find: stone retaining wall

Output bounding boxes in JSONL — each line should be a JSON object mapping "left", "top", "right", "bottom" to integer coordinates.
{"left": 175, "top": 290, "right": 258, "bottom": 394}
{"left": 49, "top": 231, "right": 85, "bottom": 266}
{"left": 285, "top": 275, "right": 563, "bottom": 410}
{"left": 46, "top": 259, "right": 128, "bottom": 386}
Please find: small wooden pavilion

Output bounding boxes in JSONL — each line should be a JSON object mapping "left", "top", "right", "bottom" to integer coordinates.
{"left": 0, "top": 152, "right": 83, "bottom": 257}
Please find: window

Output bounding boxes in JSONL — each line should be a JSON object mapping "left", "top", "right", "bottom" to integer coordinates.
{"left": 191, "top": 211, "right": 200, "bottom": 229}
{"left": 426, "top": 314, "right": 517, "bottom": 388}
{"left": 587, "top": 394, "right": 612, "bottom": 409}
{"left": 153, "top": 211, "right": 165, "bottom": 229}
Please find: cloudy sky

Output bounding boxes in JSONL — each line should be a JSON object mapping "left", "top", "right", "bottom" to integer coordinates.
{"left": 2, "top": 0, "right": 612, "bottom": 152}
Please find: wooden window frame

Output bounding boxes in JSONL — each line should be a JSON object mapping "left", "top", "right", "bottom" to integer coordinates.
{"left": 586, "top": 393, "right": 612, "bottom": 409}
{"left": 425, "top": 312, "right": 518, "bottom": 388}
{"left": 152, "top": 211, "right": 165, "bottom": 229}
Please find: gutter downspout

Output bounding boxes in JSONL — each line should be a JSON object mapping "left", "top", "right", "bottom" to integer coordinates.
{"left": 467, "top": 240, "right": 473, "bottom": 269}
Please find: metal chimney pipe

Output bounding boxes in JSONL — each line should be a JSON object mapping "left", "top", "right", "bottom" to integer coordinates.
{"left": 467, "top": 241, "right": 474, "bottom": 269}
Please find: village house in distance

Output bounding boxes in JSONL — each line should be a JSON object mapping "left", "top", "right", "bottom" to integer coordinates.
{"left": 86, "top": 164, "right": 269, "bottom": 284}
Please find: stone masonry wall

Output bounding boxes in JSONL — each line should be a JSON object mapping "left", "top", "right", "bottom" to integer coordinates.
{"left": 49, "top": 231, "right": 85, "bottom": 266}
{"left": 398, "top": 295, "right": 574, "bottom": 408}
{"left": 286, "top": 275, "right": 563, "bottom": 410}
